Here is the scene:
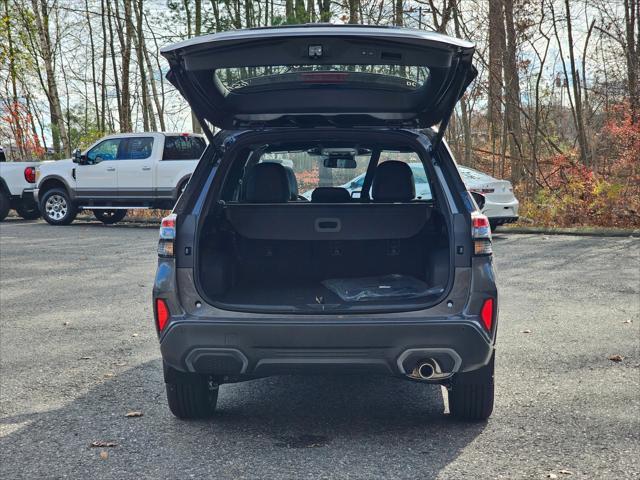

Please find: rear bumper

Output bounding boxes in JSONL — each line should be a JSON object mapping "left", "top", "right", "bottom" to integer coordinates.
{"left": 159, "top": 318, "right": 494, "bottom": 379}
{"left": 483, "top": 198, "right": 519, "bottom": 220}
{"left": 32, "top": 188, "right": 40, "bottom": 204}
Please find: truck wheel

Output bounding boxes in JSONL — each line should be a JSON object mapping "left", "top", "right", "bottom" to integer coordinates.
{"left": 0, "top": 191, "right": 9, "bottom": 221}
{"left": 448, "top": 353, "right": 494, "bottom": 421}
{"left": 93, "top": 209, "right": 127, "bottom": 225}
{"left": 166, "top": 377, "right": 219, "bottom": 419}
{"left": 40, "top": 188, "right": 77, "bottom": 225}
{"left": 15, "top": 201, "right": 40, "bottom": 220}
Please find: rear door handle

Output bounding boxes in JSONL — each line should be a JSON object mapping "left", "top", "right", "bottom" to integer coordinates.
{"left": 106, "top": 167, "right": 116, "bottom": 172}
{"left": 142, "top": 166, "right": 151, "bottom": 171}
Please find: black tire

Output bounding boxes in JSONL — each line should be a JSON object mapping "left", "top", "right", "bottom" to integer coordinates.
{"left": 40, "top": 188, "right": 77, "bottom": 225}
{"left": 0, "top": 190, "right": 10, "bottom": 221}
{"left": 93, "top": 209, "right": 127, "bottom": 225}
{"left": 449, "top": 353, "right": 495, "bottom": 421}
{"left": 15, "top": 201, "right": 41, "bottom": 220}
{"left": 166, "top": 377, "right": 219, "bottom": 419}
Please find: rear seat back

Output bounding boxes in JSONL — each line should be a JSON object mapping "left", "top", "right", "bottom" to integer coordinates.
{"left": 243, "top": 162, "right": 291, "bottom": 203}
{"left": 372, "top": 161, "right": 416, "bottom": 202}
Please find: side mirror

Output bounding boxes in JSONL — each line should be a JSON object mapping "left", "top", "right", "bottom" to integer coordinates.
{"left": 72, "top": 148, "right": 84, "bottom": 164}
{"left": 470, "top": 191, "right": 486, "bottom": 210}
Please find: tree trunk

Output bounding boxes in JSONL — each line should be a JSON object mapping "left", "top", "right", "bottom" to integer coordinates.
{"left": 133, "top": 0, "right": 156, "bottom": 131}
{"left": 188, "top": 0, "right": 202, "bottom": 133}
{"left": 624, "top": 0, "right": 639, "bottom": 122}
{"left": 348, "top": 0, "right": 359, "bottom": 23}
{"left": 30, "top": 0, "right": 70, "bottom": 157}
{"left": 114, "top": 0, "right": 134, "bottom": 132}
{"left": 502, "top": 0, "right": 525, "bottom": 182}
{"left": 394, "top": 0, "right": 404, "bottom": 26}
{"left": 100, "top": 0, "right": 108, "bottom": 132}
{"left": 453, "top": 2, "right": 472, "bottom": 166}
{"left": 488, "top": 0, "right": 504, "bottom": 160}
{"left": 564, "top": 0, "right": 590, "bottom": 165}
{"left": 317, "top": 0, "right": 331, "bottom": 21}
{"left": 84, "top": 0, "right": 100, "bottom": 130}
{"left": 106, "top": 0, "right": 122, "bottom": 131}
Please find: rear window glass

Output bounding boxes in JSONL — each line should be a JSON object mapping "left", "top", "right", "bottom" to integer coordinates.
{"left": 163, "top": 136, "right": 206, "bottom": 160}
{"left": 123, "top": 137, "right": 153, "bottom": 160}
{"left": 257, "top": 149, "right": 431, "bottom": 200}
{"left": 216, "top": 65, "right": 430, "bottom": 92}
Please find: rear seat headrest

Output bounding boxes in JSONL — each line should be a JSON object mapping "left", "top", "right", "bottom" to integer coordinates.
{"left": 311, "top": 187, "right": 352, "bottom": 203}
{"left": 244, "top": 162, "right": 291, "bottom": 203}
{"left": 282, "top": 166, "right": 299, "bottom": 200}
{"left": 372, "top": 161, "right": 415, "bottom": 202}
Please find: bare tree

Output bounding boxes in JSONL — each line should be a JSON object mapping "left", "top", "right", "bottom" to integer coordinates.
{"left": 29, "top": 0, "right": 70, "bottom": 156}
{"left": 502, "top": 0, "right": 525, "bottom": 181}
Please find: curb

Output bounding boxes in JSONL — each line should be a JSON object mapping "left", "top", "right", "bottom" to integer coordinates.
{"left": 498, "top": 226, "right": 640, "bottom": 237}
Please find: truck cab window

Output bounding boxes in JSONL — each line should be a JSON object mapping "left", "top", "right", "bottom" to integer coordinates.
{"left": 122, "top": 138, "right": 154, "bottom": 160}
{"left": 163, "top": 136, "right": 206, "bottom": 160}
{"left": 86, "top": 139, "right": 122, "bottom": 163}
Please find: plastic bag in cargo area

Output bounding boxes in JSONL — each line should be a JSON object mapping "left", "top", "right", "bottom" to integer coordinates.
{"left": 322, "top": 274, "right": 444, "bottom": 302}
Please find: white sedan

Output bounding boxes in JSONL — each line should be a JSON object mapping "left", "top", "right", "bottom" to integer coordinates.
{"left": 458, "top": 166, "right": 519, "bottom": 229}
{"left": 303, "top": 162, "right": 519, "bottom": 229}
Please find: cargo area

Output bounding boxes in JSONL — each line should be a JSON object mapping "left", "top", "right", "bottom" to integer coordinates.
{"left": 195, "top": 140, "right": 453, "bottom": 313}
{"left": 200, "top": 204, "right": 449, "bottom": 312}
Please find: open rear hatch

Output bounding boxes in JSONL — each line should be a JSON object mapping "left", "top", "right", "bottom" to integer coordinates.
{"left": 161, "top": 25, "right": 477, "bottom": 132}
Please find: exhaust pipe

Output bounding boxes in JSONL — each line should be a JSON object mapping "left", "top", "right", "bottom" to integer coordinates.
{"left": 411, "top": 359, "right": 438, "bottom": 380}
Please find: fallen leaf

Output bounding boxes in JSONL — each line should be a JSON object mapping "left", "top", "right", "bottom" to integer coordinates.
{"left": 522, "top": 329, "right": 532, "bottom": 334}
{"left": 622, "top": 319, "right": 632, "bottom": 324}
{"left": 559, "top": 470, "right": 573, "bottom": 475}
{"left": 608, "top": 354, "right": 624, "bottom": 363}
{"left": 104, "top": 373, "right": 114, "bottom": 378}
{"left": 131, "top": 333, "right": 138, "bottom": 337}
{"left": 99, "top": 451, "right": 109, "bottom": 460}
{"left": 90, "top": 441, "right": 117, "bottom": 448}
{"left": 125, "top": 411, "right": 143, "bottom": 418}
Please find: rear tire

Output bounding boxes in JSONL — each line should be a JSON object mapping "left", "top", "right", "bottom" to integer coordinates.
{"left": 40, "top": 188, "right": 77, "bottom": 225}
{"left": 449, "top": 353, "right": 495, "bottom": 421}
{"left": 93, "top": 209, "right": 127, "bottom": 225}
{"left": 15, "top": 201, "right": 40, "bottom": 220}
{"left": 0, "top": 191, "right": 10, "bottom": 221}
{"left": 166, "top": 377, "right": 219, "bottom": 419}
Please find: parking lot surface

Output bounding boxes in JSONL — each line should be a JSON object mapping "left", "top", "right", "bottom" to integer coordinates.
{"left": 1, "top": 219, "right": 638, "bottom": 479}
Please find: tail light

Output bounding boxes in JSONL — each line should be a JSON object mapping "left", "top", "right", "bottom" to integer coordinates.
{"left": 470, "top": 188, "right": 495, "bottom": 194}
{"left": 158, "top": 213, "right": 176, "bottom": 258}
{"left": 24, "top": 167, "right": 36, "bottom": 183}
{"left": 155, "top": 298, "right": 170, "bottom": 332}
{"left": 480, "top": 298, "right": 494, "bottom": 331}
{"left": 472, "top": 212, "right": 492, "bottom": 256}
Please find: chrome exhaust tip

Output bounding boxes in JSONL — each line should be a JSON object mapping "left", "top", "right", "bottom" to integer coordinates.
{"left": 418, "top": 362, "right": 435, "bottom": 379}
{"left": 411, "top": 359, "right": 438, "bottom": 380}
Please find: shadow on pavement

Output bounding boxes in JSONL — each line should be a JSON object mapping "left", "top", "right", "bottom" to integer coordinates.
{"left": 0, "top": 360, "right": 486, "bottom": 479}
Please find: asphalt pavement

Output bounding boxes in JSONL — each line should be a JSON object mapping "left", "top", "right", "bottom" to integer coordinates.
{"left": 0, "top": 218, "right": 638, "bottom": 479}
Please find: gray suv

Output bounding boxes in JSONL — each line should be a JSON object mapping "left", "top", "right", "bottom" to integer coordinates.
{"left": 153, "top": 25, "right": 498, "bottom": 421}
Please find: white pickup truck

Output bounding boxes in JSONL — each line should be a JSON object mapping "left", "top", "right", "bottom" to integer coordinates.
{"left": 0, "top": 160, "right": 41, "bottom": 221}
{"left": 34, "top": 132, "right": 206, "bottom": 225}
